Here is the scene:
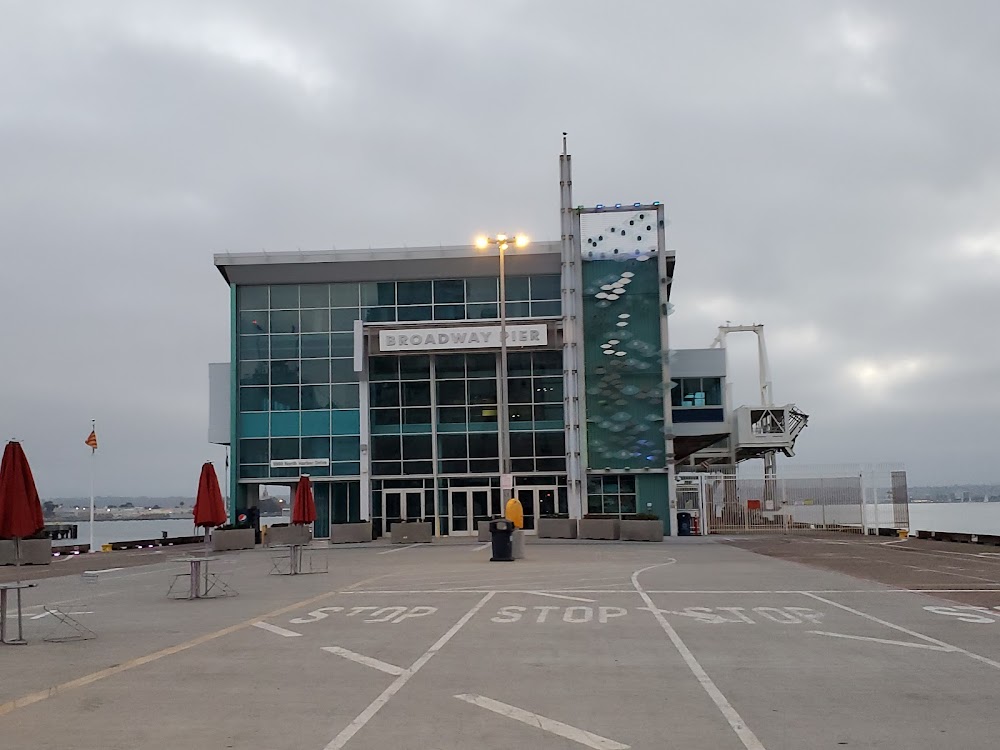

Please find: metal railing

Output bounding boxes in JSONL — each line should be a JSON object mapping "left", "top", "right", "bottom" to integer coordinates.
{"left": 705, "top": 475, "right": 868, "bottom": 535}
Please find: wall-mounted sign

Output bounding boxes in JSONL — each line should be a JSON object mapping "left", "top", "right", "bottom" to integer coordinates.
{"left": 379, "top": 324, "right": 547, "bottom": 352}
{"left": 269, "top": 458, "right": 330, "bottom": 468}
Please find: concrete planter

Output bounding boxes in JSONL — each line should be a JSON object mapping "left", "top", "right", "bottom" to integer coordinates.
{"left": 267, "top": 525, "right": 311, "bottom": 546}
{"left": 512, "top": 529, "right": 526, "bottom": 559}
{"left": 391, "top": 521, "right": 432, "bottom": 544}
{"left": 0, "top": 539, "right": 17, "bottom": 565}
{"left": 537, "top": 518, "right": 577, "bottom": 539}
{"left": 19, "top": 538, "right": 53, "bottom": 564}
{"left": 477, "top": 520, "right": 495, "bottom": 542}
{"left": 578, "top": 518, "right": 620, "bottom": 540}
{"left": 212, "top": 528, "right": 255, "bottom": 551}
{"left": 330, "top": 522, "right": 373, "bottom": 544}
{"left": 620, "top": 519, "right": 664, "bottom": 542}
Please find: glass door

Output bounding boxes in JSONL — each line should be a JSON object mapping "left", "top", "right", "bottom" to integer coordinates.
{"left": 516, "top": 488, "right": 538, "bottom": 532}
{"left": 404, "top": 491, "right": 423, "bottom": 521}
{"left": 382, "top": 490, "right": 425, "bottom": 537}
{"left": 448, "top": 490, "right": 472, "bottom": 535}
{"left": 471, "top": 490, "right": 489, "bottom": 536}
{"left": 383, "top": 491, "right": 403, "bottom": 536}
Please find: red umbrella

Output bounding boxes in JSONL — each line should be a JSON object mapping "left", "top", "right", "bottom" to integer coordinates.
{"left": 291, "top": 475, "right": 316, "bottom": 525}
{"left": 0, "top": 441, "right": 44, "bottom": 540}
{"left": 193, "top": 462, "right": 227, "bottom": 529}
{"left": 0, "top": 441, "right": 44, "bottom": 644}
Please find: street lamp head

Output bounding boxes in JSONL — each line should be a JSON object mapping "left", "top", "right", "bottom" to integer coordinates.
{"left": 474, "top": 235, "right": 489, "bottom": 250}
{"left": 495, "top": 233, "right": 508, "bottom": 242}
{"left": 515, "top": 234, "right": 530, "bottom": 248}
{"left": 498, "top": 242, "right": 509, "bottom": 251}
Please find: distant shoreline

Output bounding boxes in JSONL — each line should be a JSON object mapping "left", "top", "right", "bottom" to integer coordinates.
{"left": 45, "top": 513, "right": 288, "bottom": 524}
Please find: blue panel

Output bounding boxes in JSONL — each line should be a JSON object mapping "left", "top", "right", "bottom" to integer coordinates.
{"left": 672, "top": 408, "right": 725, "bottom": 424}
{"left": 331, "top": 409, "right": 361, "bottom": 435}
{"left": 301, "top": 410, "right": 331, "bottom": 436}
{"left": 271, "top": 411, "right": 300, "bottom": 436}
{"left": 332, "top": 462, "right": 361, "bottom": 476}
{"left": 239, "top": 412, "right": 269, "bottom": 438}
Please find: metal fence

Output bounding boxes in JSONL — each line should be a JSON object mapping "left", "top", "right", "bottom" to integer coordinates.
{"left": 703, "top": 474, "right": 870, "bottom": 535}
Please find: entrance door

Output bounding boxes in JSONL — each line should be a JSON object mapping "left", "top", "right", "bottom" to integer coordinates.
{"left": 515, "top": 488, "right": 538, "bottom": 532}
{"left": 448, "top": 489, "right": 490, "bottom": 536}
{"left": 512, "top": 487, "right": 557, "bottom": 533}
{"left": 382, "top": 490, "right": 423, "bottom": 536}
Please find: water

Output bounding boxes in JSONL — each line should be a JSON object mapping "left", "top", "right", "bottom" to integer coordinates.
{"left": 54, "top": 515, "right": 290, "bottom": 549}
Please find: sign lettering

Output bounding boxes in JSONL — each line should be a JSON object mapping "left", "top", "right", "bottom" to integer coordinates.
{"left": 379, "top": 325, "right": 547, "bottom": 352}
{"left": 924, "top": 605, "right": 1000, "bottom": 624}
{"left": 269, "top": 458, "right": 330, "bottom": 468}
{"left": 289, "top": 605, "right": 438, "bottom": 625}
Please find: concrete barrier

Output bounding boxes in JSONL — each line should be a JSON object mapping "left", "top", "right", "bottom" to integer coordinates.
{"left": 578, "top": 518, "right": 620, "bottom": 540}
{"left": 537, "top": 518, "right": 577, "bottom": 539}
{"left": 391, "top": 521, "right": 432, "bottom": 544}
{"left": 0, "top": 540, "right": 17, "bottom": 565}
{"left": 212, "top": 528, "right": 255, "bottom": 551}
{"left": 477, "top": 520, "right": 493, "bottom": 542}
{"left": 18, "top": 538, "right": 52, "bottom": 564}
{"left": 512, "top": 529, "right": 526, "bottom": 559}
{"left": 620, "top": 519, "right": 664, "bottom": 542}
{"left": 266, "top": 525, "right": 311, "bottom": 546}
{"left": 330, "top": 522, "right": 373, "bottom": 544}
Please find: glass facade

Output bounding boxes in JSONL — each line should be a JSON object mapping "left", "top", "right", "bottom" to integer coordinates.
{"left": 228, "top": 245, "right": 683, "bottom": 532}
{"left": 360, "top": 275, "right": 560, "bottom": 323}
{"left": 586, "top": 475, "right": 638, "bottom": 515}
{"left": 234, "top": 276, "right": 567, "bottom": 535}
{"left": 237, "top": 283, "right": 362, "bottom": 480}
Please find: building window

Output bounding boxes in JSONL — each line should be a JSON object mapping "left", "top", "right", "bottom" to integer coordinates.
{"left": 586, "top": 475, "right": 638, "bottom": 517}
{"left": 359, "top": 275, "right": 560, "bottom": 324}
{"left": 671, "top": 378, "right": 723, "bottom": 407}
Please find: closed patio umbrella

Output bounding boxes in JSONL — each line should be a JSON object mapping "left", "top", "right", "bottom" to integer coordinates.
{"left": 291, "top": 474, "right": 316, "bottom": 526}
{"left": 0, "top": 441, "right": 44, "bottom": 540}
{"left": 0, "top": 441, "right": 45, "bottom": 643}
{"left": 193, "top": 462, "right": 227, "bottom": 543}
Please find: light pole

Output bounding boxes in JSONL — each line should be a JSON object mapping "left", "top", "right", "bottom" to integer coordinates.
{"left": 474, "top": 234, "right": 529, "bottom": 484}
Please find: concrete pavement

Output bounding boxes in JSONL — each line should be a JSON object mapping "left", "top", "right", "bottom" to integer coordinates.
{"left": 2, "top": 538, "right": 999, "bottom": 749}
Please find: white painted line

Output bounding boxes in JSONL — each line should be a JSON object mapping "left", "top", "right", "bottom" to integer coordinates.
{"left": 86, "top": 567, "right": 125, "bottom": 574}
{"left": 527, "top": 591, "right": 596, "bottom": 603}
{"left": 472, "top": 543, "right": 489, "bottom": 551}
{"left": 377, "top": 544, "right": 419, "bottom": 555}
{"left": 454, "top": 693, "right": 629, "bottom": 750}
{"left": 883, "top": 545, "right": 1000, "bottom": 566}
{"left": 632, "top": 563, "right": 766, "bottom": 750}
{"left": 809, "top": 630, "right": 953, "bottom": 652}
{"left": 323, "top": 592, "right": 495, "bottom": 750}
{"left": 30, "top": 610, "right": 93, "bottom": 620}
{"left": 252, "top": 621, "right": 303, "bottom": 638}
{"left": 802, "top": 593, "right": 1000, "bottom": 672}
{"left": 335, "top": 587, "right": 1000, "bottom": 597}
{"left": 322, "top": 646, "right": 405, "bottom": 675}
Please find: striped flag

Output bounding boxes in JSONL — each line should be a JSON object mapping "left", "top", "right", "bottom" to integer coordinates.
{"left": 85, "top": 430, "right": 98, "bottom": 451}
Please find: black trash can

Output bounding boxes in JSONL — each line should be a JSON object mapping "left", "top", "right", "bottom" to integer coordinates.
{"left": 677, "top": 512, "right": 692, "bottom": 537}
{"left": 489, "top": 519, "right": 515, "bottom": 562}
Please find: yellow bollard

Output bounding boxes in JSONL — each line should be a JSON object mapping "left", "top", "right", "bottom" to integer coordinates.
{"left": 898, "top": 529, "right": 909, "bottom": 539}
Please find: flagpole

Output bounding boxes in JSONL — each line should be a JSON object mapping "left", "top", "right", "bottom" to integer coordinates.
{"left": 89, "top": 419, "right": 96, "bottom": 553}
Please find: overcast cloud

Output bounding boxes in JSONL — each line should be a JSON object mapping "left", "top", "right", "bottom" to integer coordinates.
{"left": 2, "top": 0, "right": 997, "bottom": 496}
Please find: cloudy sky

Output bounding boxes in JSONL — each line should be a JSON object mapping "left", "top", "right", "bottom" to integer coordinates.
{"left": 2, "top": 1, "right": 997, "bottom": 496}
